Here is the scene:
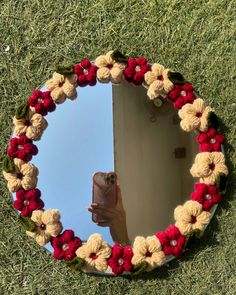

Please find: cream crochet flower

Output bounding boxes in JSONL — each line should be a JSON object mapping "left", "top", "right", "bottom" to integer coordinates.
{"left": 144, "top": 63, "right": 174, "bottom": 99}
{"left": 131, "top": 236, "right": 166, "bottom": 271}
{"left": 174, "top": 200, "right": 211, "bottom": 235}
{"left": 45, "top": 72, "right": 77, "bottom": 104}
{"left": 26, "top": 209, "right": 63, "bottom": 246}
{"left": 190, "top": 152, "right": 228, "bottom": 185}
{"left": 75, "top": 233, "right": 111, "bottom": 272}
{"left": 3, "top": 158, "right": 38, "bottom": 192}
{"left": 95, "top": 51, "right": 126, "bottom": 84}
{"left": 178, "top": 98, "right": 213, "bottom": 132}
{"left": 13, "top": 108, "right": 48, "bottom": 141}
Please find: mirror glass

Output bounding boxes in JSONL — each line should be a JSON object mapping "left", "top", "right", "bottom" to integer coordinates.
{"left": 12, "top": 80, "right": 198, "bottom": 251}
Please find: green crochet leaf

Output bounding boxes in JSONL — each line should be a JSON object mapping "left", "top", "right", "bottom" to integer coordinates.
{"left": 131, "top": 261, "right": 149, "bottom": 276}
{"left": 184, "top": 229, "right": 202, "bottom": 248}
{"left": 66, "top": 256, "right": 85, "bottom": 271}
{"left": 207, "top": 111, "right": 219, "bottom": 130}
{"left": 55, "top": 64, "right": 74, "bottom": 75}
{"left": 216, "top": 173, "right": 227, "bottom": 194}
{"left": 168, "top": 71, "right": 185, "bottom": 85}
{"left": 15, "top": 102, "right": 29, "bottom": 120}
{"left": 18, "top": 215, "right": 37, "bottom": 232}
{"left": 3, "top": 156, "right": 16, "bottom": 173}
{"left": 111, "top": 50, "right": 128, "bottom": 63}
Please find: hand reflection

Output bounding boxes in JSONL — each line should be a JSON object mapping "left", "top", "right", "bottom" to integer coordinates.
{"left": 88, "top": 185, "right": 130, "bottom": 246}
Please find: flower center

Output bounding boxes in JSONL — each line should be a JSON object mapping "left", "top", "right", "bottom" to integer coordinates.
{"left": 191, "top": 215, "right": 197, "bottom": 224}
{"left": 145, "top": 251, "right": 152, "bottom": 257}
{"left": 118, "top": 258, "right": 124, "bottom": 265}
{"left": 209, "top": 163, "right": 215, "bottom": 170}
{"left": 17, "top": 145, "right": 24, "bottom": 150}
{"left": 107, "top": 64, "right": 113, "bottom": 69}
{"left": 180, "top": 90, "right": 187, "bottom": 96}
{"left": 205, "top": 194, "right": 212, "bottom": 200}
{"left": 90, "top": 253, "right": 98, "bottom": 260}
{"left": 170, "top": 239, "right": 177, "bottom": 246}
{"left": 40, "top": 223, "right": 46, "bottom": 230}
{"left": 135, "top": 65, "right": 141, "bottom": 72}
{"left": 17, "top": 173, "right": 24, "bottom": 180}
{"left": 196, "top": 112, "right": 202, "bottom": 118}
{"left": 38, "top": 98, "right": 44, "bottom": 104}
{"left": 23, "top": 200, "right": 29, "bottom": 206}
{"left": 62, "top": 243, "right": 69, "bottom": 251}
{"left": 24, "top": 120, "right": 31, "bottom": 126}
{"left": 83, "top": 69, "right": 89, "bottom": 75}
{"left": 157, "top": 75, "right": 164, "bottom": 81}
{"left": 210, "top": 138, "right": 216, "bottom": 144}
{"left": 58, "top": 82, "right": 64, "bottom": 87}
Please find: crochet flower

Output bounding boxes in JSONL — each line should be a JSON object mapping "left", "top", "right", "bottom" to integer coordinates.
{"left": 190, "top": 183, "right": 222, "bottom": 211}
{"left": 131, "top": 236, "right": 166, "bottom": 272}
{"left": 7, "top": 135, "right": 38, "bottom": 162}
{"left": 174, "top": 200, "right": 211, "bottom": 235}
{"left": 13, "top": 108, "right": 48, "bottom": 141}
{"left": 76, "top": 233, "right": 111, "bottom": 272}
{"left": 107, "top": 244, "right": 133, "bottom": 276}
{"left": 178, "top": 98, "right": 213, "bottom": 132}
{"left": 26, "top": 209, "right": 63, "bottom": 246}
{"left": 124, "top": 57, "right": 151, "bottom": 86}
{"left": 95, "top": 51, "right": 126, "bottom": 84}
{"left": 3, "top": 158, "right": 38, "bottom": 192}
{"left": 144, "top": 63, "right": 174, "bottom": 99}
{"left": 45, "top": 72, "right": 77, "bottom": 104}
{"left": 13, "top": 188, "right": 44, "bottom": 217}
{"left": 28, "top": 90, "right": 56, "bottom": 116}
{"left": 156, "top": 225, "right": 186, "bottom": 257}
{"left": 51, "top": 230, "right": 82, "bottom": 261}
{"left": 190, "top": 152, "right": 228, "bottom": 185}
{"left": 74, "top": 59, "right": 98, "bottom": 87}
{"left": 196, "top": 128, "right": 224, "bottom": 152}
{"left": 168, "top": 83, "right": 196, "bottom": 109}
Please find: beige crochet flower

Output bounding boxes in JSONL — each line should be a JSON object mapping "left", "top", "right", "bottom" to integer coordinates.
{"left": 45, "top": 72, "right": 77, "bottom": 104}
{"left": 13, "top": 108, "right": 48, "bottom": 141}
{"left": 75, "top": 233, "right": 111, "bottom": 272}
{"left": 178, "top": 98, "right": 213, "bottom": 132}
{"left": 144, "top": 63, "right": 174, "bottom": 99}
{"left": 94, "top": 51, "right": 126, "bottom": 84}
{"left": 3, "top": 158, "right": 38, "bottom": 192}
{"left": 174, "top": 200, "right": 211, "bottom": 235}
{"left": 131, "top": 236, "right": 166, "bottom": 272}
{"left": 26, "top": 209, "right": 63, "bottom": 246}
{"left": 190, "top": 152, "right": 228, "bottom": 185}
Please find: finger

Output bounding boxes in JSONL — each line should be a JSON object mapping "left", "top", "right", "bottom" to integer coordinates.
{"left": 96, "top": 221, "right": 111, "bottom": 227}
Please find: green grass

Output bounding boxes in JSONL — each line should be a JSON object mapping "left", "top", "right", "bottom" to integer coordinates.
{"left": 0, "top": 0, "right": 235, "bottom": 294}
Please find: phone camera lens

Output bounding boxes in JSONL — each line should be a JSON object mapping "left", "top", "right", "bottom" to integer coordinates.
{"left": 110, "top": 174, "right": 115, "bottom": 179}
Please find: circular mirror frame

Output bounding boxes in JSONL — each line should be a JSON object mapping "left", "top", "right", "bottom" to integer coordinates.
{"left": 2, "top": 50, "right": 228, "bottom": 276}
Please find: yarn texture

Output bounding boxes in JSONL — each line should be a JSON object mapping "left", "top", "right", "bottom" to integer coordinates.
{"left": 168, "top": 83, "right": 196, "bottom": 109}
{"left": 124, "top": 57, "right": 151, "bottom": 86}
{"left": 45, "top": 72, "right": 77, "bottom": 104}
{"left": 75, "top": 233, "right": 111, "bottom": 272}
{"left": 26, "top": 209, "right": 63, "bottom": 246}
{"left": 174, "top": 200, "right": 211, "bottom": 235}
{"left": 196, "top": 128, "right": 224, "bottom": 152}
{"left": 178, "top": 98, "right": 213, "bottom": 132}
{"left": 28, "top": 90, "right": 56, "bottom": 116}
{"left": 3, "top": 158, "right": 38, "bottom": 192}
{"left": 190, "top": 152, "right": 228, "bottom": 185}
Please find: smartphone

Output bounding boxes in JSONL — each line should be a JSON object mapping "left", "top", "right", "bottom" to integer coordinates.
{"left": 92, "top": 172, "right": 118, "bottom": 223}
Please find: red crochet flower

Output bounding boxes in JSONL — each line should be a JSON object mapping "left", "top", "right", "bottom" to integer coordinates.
{"left": 156, "top": 225, "right": 185, "bottom": 257}
{"left": 196, "top": 128, "right": 224, "bottom": 152}
{"left": 107, "top": 244, "right": 133, "bottom": 276}
{"left": 51, "top": 230, "right": 82, "bottom": 261}
{"left": 14, "top": 188, "right": 44, "bottom": 217}
{"left": 28, "top": 90, "right": 56, "bottom": 116}
{"left": 190, "top": 183, "right": 222, "bottom": 211}
{"left": 124, "top": 57, "right": 151, "bottom": 86}
{"left": 7, "top": 135, "right": 38, "bottom": 162}
{"left": 74, "top": 59, "right": 98, "bottom": 87}
{"left": 168, "top": 83, "right": 196, "bottom": 109}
